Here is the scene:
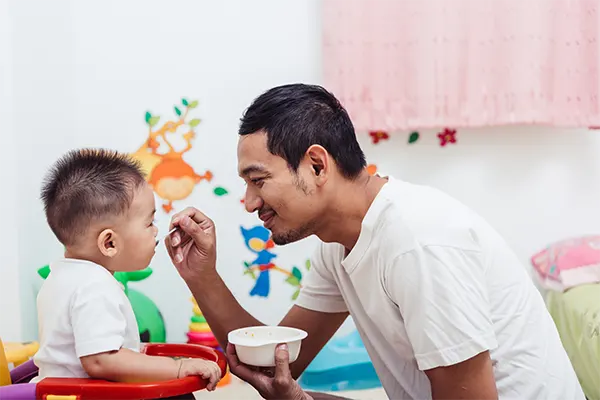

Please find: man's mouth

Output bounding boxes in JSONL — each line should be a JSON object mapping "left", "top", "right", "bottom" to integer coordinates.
{"left": 259, "top": 210, "right": 276, "bottom": 229}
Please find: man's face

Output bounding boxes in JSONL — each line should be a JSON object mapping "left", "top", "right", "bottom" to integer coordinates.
{"left": 237, "top": 132, "right": 322, "bottom": 245}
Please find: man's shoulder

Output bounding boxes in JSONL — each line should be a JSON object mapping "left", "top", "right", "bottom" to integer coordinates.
{"left": 313, "top": 241, "right": 345, "bottom": 266}
{"left": 373, "top": 178, "right": 485, "bottom": 255}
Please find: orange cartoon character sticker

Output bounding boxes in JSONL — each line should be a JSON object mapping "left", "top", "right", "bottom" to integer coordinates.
{"left": 131, "top": 98, "right": 212, "bottom": 213}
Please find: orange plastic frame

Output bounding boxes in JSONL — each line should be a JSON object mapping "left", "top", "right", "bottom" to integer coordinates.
{"left": 36, "top": 343, "right": 227, "bottom": 400}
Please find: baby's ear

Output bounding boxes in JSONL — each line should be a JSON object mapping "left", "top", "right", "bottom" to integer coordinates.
{"left": 97, "top": 229, "right": 118, "bottom": 258}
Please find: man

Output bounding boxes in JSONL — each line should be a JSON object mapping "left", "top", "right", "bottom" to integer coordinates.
{"left": 166, "top": 84, "right": 584, "bottom": 399}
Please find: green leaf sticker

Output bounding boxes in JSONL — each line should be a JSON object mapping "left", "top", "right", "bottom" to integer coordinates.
{"left": 189, "top": 100, "right": 199, "bottom": 109}
{"left": 174, "top": 106, "right": 182, "bottom": 116}
{"left": 292, "top": 289, "right": 300, "bottom": 300}
{"left": 244, "top": 269, "right": 257, "bottom": 280}
{"left": 189, "top": 119, "right": 201, "bottom": 127}
{"left": 213, "top": 186, "right": 228, "bottom": 196}
{"left": 408, "top": 131, "right": 420, "bottom": 144}
{"left": 148, "top": 116, "right": 160, "bottom": 127}
{"left": 182, "top": 98, "right": 189, "bottom": 106}
{"left": 292, "top": 266, "right": 302, "bottom": 281}
{"left": 243, "top": 261, "right": 251, "bottom": 268}
{"left": 145, "top": 111, "right": 152, "bottom": 123}
{"left": 286, "top": 276, "right": 301, "bottom": 287}
{"left": 38, "top": 265, "right": 51, "bottom": 279}
{"left": 305, "top": 259, "right": 311, "bottom": 270}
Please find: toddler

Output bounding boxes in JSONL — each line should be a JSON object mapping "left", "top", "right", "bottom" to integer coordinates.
{"left": 32, "top": 149, "right": 221, "bottom": 390}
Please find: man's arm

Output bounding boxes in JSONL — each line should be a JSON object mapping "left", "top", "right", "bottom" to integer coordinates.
{"left": 305, "top": 392, "right": 353, "bottom": 400}
{"left": 424, "top": 350, "right": 498, "bottom": 400}
{"left": 187, "top": 270, "right": 348, "bottom": 379}
{"left": 280, "top": 306, "right": 348, "bottom": 379}
{"left": 385, "top": 243, "right": 500, "bottom": 399}
{"left": 169, "top": 207, "right": 347, "bottom": 379}
{"left": 186, "top": 269, "right": 261, "bottom": 350}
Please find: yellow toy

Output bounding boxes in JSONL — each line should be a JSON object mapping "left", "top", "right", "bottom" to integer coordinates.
{"left": 0, "top": 338, "right": 10, "bottom": 386}
{"left": 2, "top": 341, "right": 39, "bottom": 367}
{"left": 186, "top": 297, "right": 231, "bottom": 387}
{"left": 0, "top": 338, "right": 39, "bottom": 387}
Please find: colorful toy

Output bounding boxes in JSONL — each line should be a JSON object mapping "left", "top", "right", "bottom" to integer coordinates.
{"left": 38, "top": 266, "right": 166, "bottom": 343}
{"left": 0, "top": 338, "right": 10, "bottom": 386}
{"left": 0, "top": 341, "right": 227, "bottom": 400}
{"left": 186, "top": 298, "right": 231, "bottom": 387}
{"left": 2, "top": 341, "right": 39, "bottom": 368}
{"left": 298, "top": 330, "right": 382, "bottom": 392}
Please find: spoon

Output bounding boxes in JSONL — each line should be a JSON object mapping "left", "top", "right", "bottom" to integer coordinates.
{"left": 155, "top": 227, "right": 178, "bottom": 247}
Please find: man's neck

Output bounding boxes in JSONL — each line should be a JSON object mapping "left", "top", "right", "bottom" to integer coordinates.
{"left": 315, "top": 173, "right": 388, "bottom": 250}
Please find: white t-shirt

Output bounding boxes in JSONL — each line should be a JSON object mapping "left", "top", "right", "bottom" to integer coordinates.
{"left": 296, "top": 176, "right": 584, "bottom": 400}
{"left": 32, "top": 258, "right": 140, "bottom": 381}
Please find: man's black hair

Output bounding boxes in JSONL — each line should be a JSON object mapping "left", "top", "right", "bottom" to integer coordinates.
{"left": 239, "top": 83, "right": 366, "bottom": 179}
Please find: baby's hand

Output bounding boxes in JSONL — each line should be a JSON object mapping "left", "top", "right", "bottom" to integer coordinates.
{"left": 179, "top": 359, "right": 222, "bottom": 391}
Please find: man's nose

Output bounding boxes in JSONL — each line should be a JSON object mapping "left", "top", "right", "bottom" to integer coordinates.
{"left": 244, "top": 187, "right": 263, "bottom": 213}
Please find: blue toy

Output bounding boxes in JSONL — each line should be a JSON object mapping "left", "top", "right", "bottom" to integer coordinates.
{"left": 299, "top": 330, "right": 382, "bottom": 392}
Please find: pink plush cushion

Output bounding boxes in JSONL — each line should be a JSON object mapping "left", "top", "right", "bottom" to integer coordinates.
{"left": 531, "top": 236, "right": 600, "bottom": 291}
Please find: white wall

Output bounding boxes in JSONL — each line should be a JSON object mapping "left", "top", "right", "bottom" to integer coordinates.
{"left": 361, "top": 126, "right": 600, "bottom": 266}
{"left": 8, "top": 0, "right": 323, "bottom": 342}
{"left": 0, "top": 0, "right": 21, "bottom": 342}
{"left": 3, "top": 0, "right": 600, "bottom": 343}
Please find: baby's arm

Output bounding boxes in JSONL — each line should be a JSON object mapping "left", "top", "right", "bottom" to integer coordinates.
{"left": 70, "top": 281, "right": 220, "bottom": 389}
{"left": 80, "top": 350, "right": 221, "bottom": 390}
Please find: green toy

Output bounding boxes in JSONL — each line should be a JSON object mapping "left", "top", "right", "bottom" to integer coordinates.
{"left": 37, "top": 266, "right": 166, "bottom": 343}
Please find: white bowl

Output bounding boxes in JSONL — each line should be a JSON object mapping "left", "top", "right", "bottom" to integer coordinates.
{"left": 228, "top": 326, "right": 308, "bottom": 367}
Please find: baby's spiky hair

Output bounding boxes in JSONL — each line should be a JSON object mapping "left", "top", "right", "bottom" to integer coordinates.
{"left": 41, "top": 148, "right": 146, "bottom": 246}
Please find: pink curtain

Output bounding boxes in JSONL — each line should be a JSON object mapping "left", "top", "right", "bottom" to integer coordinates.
{"left": 323, "top": 0, "right": 600, "bottom": 131}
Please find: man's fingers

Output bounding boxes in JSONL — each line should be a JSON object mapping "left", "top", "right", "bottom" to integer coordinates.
{"left": 169, "top": 207, "right": 212, "bottom": 246}
{"left": 274, "top": 343, "right": 291, "bottom": 378}
{"left": 226, "top": 343, "right": 270, "bottom": 390}
{"left": 176, "top": 215, "right": 212, "bottom": 250}
{"left": 169, "top": 207, "right": 196, "bottom": 244}
{"left": 185, "top": 206, "right": 214, "bottom": 226}
{"left": 225, "top": 343, "right": 240, "bottom": 369}
{"left": 170, "top": 207, "right": 197, "bottom": 227}
{"left": 171, "top": 207, "right": 214, "bottom": 228}
{"left": 164, "top": 235, "right": 175, "bottom": 259}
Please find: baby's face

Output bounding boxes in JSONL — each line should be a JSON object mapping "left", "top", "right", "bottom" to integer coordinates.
{"left": 115, "top": 183, "right": 158, "bottom": 271}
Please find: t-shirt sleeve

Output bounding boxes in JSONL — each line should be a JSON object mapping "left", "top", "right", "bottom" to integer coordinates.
{"left": 70, "top": 280, "right": 128, "bottom": 358}
{"left": 384, "top": 245, "right": 498, "bottom": 371}
{"left": 295, "top": 243, "right": 348, "bottom": 313}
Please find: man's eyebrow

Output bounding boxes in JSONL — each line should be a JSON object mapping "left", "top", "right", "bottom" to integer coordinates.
{"left": 240, "top": 165, "right": 268, "bottom": 177}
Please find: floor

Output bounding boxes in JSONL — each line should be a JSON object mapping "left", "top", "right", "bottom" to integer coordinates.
{"left": 193, "top": 375, "right": 388, "bottom": 400}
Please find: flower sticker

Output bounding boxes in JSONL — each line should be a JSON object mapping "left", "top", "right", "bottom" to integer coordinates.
{"left": 369, "top": 130, "right": 390, "bottom": 144}
{"left": 437, "top": 128, "right": 457, "bottom": 147}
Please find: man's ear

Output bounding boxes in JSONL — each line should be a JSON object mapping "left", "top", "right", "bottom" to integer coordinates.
{"left": 97, "top": 229, "right": 118, "bottom": 258}
{"left": 306, "top": 145, "right": 329, "bottom": 184}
